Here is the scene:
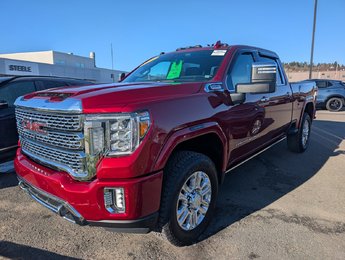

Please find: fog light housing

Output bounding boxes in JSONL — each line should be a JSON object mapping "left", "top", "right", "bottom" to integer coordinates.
{"left": 104, "top": 187, "right": 126, "bottom": 213}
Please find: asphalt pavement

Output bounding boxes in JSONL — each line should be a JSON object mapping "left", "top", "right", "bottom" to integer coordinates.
{"left": 0, "top": 110, "right": 344, "bottom": 259}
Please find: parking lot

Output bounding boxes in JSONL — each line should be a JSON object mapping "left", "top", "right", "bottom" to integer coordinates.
{"left": 0, "top": 110, "right": 344, "bottom": 259}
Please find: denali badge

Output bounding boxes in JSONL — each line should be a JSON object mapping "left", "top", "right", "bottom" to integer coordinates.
{"left": 22, "top": 119, "right": 47, "bottom": 134}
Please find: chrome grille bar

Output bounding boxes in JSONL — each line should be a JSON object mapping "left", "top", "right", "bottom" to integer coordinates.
{"left": 17, "top": 125, "right": 84, "bottom": 150}
{"left": 16, "top": 108, "right": 83, "bottom": 131}
{"left": 21, "top": 139, "right": 87, "bottom": 179}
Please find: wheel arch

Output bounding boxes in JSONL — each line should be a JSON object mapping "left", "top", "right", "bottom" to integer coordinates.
{"left": 153, "top": 122, "right": 228, "bottom": 184}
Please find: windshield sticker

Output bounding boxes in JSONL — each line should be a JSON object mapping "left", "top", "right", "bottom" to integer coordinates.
{"left": 167, "top": 61, "right": 183, "bottom": 79}
{"left": 211, "top": 50, "right": 227, "bottom": 56}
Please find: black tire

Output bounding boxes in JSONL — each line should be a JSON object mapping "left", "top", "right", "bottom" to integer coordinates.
{"left": 287, "top": 113, "right": 312, "bottom": 153}
{"left": 158, "top": 151, "right": 218, "bottom": 246}
{"left": 326, "top": 97, "right": 344, "bottom": 112}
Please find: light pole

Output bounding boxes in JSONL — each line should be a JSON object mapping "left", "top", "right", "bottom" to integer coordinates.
{"left": 309, "top": 0, "right": 318, "bottom": 79}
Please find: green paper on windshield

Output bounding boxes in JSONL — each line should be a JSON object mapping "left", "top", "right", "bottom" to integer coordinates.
{"left": 167, "top": 61, "right": 183, "bottom": 79}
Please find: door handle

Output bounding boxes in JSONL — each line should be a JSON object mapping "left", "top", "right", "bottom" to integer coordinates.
{"left": 260, "top": 97, "right": 269, "bottom": 102}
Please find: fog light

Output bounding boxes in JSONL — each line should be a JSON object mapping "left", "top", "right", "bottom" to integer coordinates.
{"left": 104, "top": 188, "right": 126, "bottom": 213}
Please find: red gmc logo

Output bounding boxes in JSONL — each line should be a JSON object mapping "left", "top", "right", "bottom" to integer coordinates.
{"left": 22, "top": 120, "right": 47, "bottom": 134}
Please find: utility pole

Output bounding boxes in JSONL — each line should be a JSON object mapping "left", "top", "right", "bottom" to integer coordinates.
{"left": 309, "top": 0, "right": 318, "bottom": 79}
{"left": 111, "top": 43, "right": 114, "bottom": 82}
{"left": 111, "top": 43, "right": 114, "bottom": 71}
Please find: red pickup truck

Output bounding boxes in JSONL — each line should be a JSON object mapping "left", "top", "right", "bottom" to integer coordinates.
{"left": 14, "top": 42, "right": 317, "bottom": 246}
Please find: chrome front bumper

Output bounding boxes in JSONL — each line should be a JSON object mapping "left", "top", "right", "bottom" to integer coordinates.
{"left": 17, "top": 176, "right": 86, "bottom": 225}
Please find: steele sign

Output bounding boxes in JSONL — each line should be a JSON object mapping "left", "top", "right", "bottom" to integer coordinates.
{"left": 4, "top": 60, "right": 39, "bottom": 75}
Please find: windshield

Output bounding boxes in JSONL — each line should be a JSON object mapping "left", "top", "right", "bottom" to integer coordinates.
{"left": 123, "top": 50, "right": 226, "bottom": 83}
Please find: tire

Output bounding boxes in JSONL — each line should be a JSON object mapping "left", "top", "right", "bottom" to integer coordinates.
{"left": 326, "top": 97, "right": 344, "bottom": 112}
{"left": 287, "top": 113, "right": 312, "bottom": 153}
{"left": 158, "top": 151, "right": 218, "bottom": 246}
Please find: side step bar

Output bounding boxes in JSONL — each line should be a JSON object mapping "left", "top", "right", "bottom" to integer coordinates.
{"left": 226, "top": 136, "right": 286, "bottom": 174}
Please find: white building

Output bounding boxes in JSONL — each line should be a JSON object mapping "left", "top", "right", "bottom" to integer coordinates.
{"left": 0, "top": 51, "right": 125, "bottom": 83}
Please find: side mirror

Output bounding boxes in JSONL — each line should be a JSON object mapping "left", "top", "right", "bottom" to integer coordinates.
{"left": 236, "top": 62, "right": 277, "bottom": 94}
{"left": 118, "top": 72, "right": 126, "bottom": 82}
{"left": 0, "top": 100, "right": 8, "bottom": 109}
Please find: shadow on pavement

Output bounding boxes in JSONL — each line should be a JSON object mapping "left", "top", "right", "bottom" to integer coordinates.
{"left": 0, "top": 241, "right": 79, "bottom": 260}
{"left": 200, "top": 119, "right": 345, "bottom": 242}
{"left": 0, "top": 171, "right": 18, "bottom": 189}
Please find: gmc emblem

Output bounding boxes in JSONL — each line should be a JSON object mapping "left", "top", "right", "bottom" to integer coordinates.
{"left": 22, "top": 119, "right": 47, "bottom": 134}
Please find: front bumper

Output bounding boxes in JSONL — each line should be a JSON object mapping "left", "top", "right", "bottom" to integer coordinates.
{"left": 15, "top": 150, "right": 162, "bottom": 233}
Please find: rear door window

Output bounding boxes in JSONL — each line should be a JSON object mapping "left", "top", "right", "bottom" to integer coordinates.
{"left": 259, "top": 56, "right": 284, "bottom": 85}
{"left": 315, "top": 81, "right": 328, "bottom": 88}
{"left": 0, "top": 81, "right": 36, "bottom": 106}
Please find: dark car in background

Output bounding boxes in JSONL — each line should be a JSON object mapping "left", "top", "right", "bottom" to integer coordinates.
{"left": 0, "top": 76, "right": 93, "bottom": 166}
{"left": 302, "top": 79, "right": 345, "bottom": 111}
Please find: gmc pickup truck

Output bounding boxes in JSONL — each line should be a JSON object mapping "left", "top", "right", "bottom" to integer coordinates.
{"left": 14, "top": 42, "right": 317, "bottom": 246}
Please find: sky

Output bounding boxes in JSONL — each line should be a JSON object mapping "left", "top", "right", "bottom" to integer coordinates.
{"left": 1, "top": 0, "right": 344, "bottom": 71}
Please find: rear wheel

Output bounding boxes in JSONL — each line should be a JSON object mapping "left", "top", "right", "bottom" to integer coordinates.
{"left": 287, "top": 113, "right": 312, "bottom": 153}
{"left": 326, "top": 97, "right": 343, "bottom": 112}
{"left": 158, "top": 151, "right": 218, "bottom": 246}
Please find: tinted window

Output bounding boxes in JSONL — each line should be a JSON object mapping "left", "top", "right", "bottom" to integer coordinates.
{"left": 315, "top": 81, "right": 327, "bottom": 88}
{"left": 35, "top": 80, "right": 68, "bottom": 91}
{"left": 0, "top": 81, "right": 36, "bottom": 106}
{"left": 65, "top": 80, "right": 93, "bottom": 86}
{"left": 259, "top": 56, "right": 283, "bottom": 84}
{"left": 227, "top": 53, "right": 254, "bottom": 91}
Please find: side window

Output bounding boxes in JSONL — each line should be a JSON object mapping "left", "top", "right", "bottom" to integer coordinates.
{"left": 259, "top": 56, "right": 283, "bottom": 85}
{"left": 36, "top": 80, "right": 68, "bottom": 91}
{"left": 227, "top": 53, "right": 254, "bottom": 91}
{"left": 327, "top": 81, "right": 333, "bottom": 87}
{"left": 315, "top": 81, "right": 327, "bottom": 88}
{"left": 0, "top": 81, "right": 36, "bottom": 106}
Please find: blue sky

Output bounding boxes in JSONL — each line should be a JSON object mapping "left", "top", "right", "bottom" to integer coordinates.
{"left": 1, "top": 0, "right": 344, "bottom": 71}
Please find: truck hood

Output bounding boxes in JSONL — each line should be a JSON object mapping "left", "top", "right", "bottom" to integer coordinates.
{"left": 20, "top": 82, "right": 203, "bottom": 113}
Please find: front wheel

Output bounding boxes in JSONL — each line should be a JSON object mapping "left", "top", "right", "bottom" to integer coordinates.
{"left": 326, "top": 97, "right": 343, "bottom": 112}
{"left": 158, "top": 151, "right": 218, "bottom": 246}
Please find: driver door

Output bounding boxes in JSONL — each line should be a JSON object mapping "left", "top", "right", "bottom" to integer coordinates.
{"left": 223, "top": 51, "right": 276, "bottom": 166}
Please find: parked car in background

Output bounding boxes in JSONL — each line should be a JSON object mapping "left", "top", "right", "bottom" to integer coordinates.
{"left": 302, "top": 79, "right": 345, "bottom": 111}
{"left": 14, "top": 43, "right": 317, "bottom": 246}
{"left": 0, "top": 76, "right": 93, "bottom": 166}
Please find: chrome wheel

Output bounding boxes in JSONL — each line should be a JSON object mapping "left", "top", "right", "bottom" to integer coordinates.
{"left": 176, "top": 171, "right": 212, "bottom": 231}
{"left": 302, "top": 119, "right": 310, "bottom": 147}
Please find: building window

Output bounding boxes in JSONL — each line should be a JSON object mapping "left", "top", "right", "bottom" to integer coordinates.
{"left": 75, "top": 62, "right": 85, "bottom": 68}
{"left": 56, "top": 60, "right": 65, "bottom": 65}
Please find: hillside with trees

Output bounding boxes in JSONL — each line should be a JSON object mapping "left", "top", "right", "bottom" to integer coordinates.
{"left": 283, "top": 62, "right": 345, "bottom": 72}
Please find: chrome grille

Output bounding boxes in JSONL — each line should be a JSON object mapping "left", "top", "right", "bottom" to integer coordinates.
{"left": 21, "top": 139, "right": 85, "bottom": 175}
{"left": 17, "top": 125, "right": 83, "bottom": 150}
{"left": 16, "top": 108, "right": 82, "bottom": 131}
{"left": 15, "top": 107, "right": 89, "bottom": 180}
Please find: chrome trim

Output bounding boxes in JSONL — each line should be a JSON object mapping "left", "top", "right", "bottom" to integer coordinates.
{"left": 17, "top": 125, "right": 84, "bottom": 150}
{"left": 0, "top": 145, "right": 18, "bottom": 152}
{"left": 14, "top": 96, "right": 83, "bottom": 114}
{"left": 16, "top": 107, "right": 83, "bottom": 132}
{"left": 20, "top": 139, "right": 90, "bottom": 181}
{"left": 226, "top": 136, "right": 286, "bottom": 173}
{"left": 204, "top": 82, "right": 224, "bottom": 93}
{"left": 18, "top": 176, "right": 85, "bottom": 224}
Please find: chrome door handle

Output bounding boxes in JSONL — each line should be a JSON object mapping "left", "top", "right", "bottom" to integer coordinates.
{"left": 260, "top": 97, "right": 269, "bottom": 102}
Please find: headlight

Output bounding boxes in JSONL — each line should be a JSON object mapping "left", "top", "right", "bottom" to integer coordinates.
{"left": 84, "top": 111, "right": 150, "bottom": 157}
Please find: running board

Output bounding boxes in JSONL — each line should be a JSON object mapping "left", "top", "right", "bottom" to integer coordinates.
{"left": 225, "top": 136, "right": 286, "bottom": 174}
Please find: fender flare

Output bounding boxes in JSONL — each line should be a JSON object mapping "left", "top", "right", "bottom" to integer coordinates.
{"left": 152, "top": 122, "right": 228, "bottom": 173}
